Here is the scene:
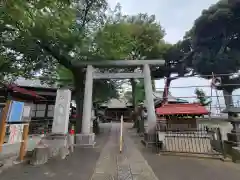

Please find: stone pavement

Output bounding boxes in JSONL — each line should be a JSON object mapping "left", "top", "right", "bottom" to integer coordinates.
{"left": 127, "top": 124, "right": 240, "bottom": 180}
{"left": 91, "top": 123, "right": 158, "bottom": 180}
{"left": 0, "top": 135, "right": 41, "bottom": 160}
{"left": 2, "top": 122, "right": 240, "bottom": 180}
{"left": 0, "top": 123, "right": 111, "bottom": 180}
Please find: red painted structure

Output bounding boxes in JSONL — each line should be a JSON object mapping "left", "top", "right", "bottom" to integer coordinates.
{"left": 155, "top": 103, "right": 209, "bottom": 116}
{"left": 155, "top": 78, "right": 209, "bottom": 130}
{"left": 6, "top": 83, "right": 44, "bottom": 100}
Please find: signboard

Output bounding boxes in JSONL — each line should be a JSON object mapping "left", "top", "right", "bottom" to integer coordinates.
{"left": 8, "top": 101, "right": 24, "bottom": 122}
{"left": 8, "top": 124, "right": 24, "bottom": 144}
{"left": 23, "top": 106, "right": 31, "bottom": 118}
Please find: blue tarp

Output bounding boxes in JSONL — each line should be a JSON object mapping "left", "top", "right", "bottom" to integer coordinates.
{"left": 8, "top": 101, "right": 24, "bottom": 122}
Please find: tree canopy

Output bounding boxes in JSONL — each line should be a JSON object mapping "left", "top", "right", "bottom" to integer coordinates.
{"left": 124, "top": 79, "right": 156, "bottom": 105}
{"left": 57, "top": 65, "right": 120, "bottom": 103}
{"left": 189, "top": 0, "right": 240, "bottom": 76}
{"left": 194, "top": 88, "right": 211, "bottom": 106}
{"left": 180, "top": 0, "right": 240, "bottom": 110}
{"left": 93, "top": 5, "right": 167, "bottom": 108}
{"left": 1, "top": 0, "right": 173, "bottom": 131}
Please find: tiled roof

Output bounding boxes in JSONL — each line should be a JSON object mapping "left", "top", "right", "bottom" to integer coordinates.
{"left": 100, "top": 98, "right": 132, "bottom": 108}
{"left": 156, "top": 103, "right": 209, "bottom": 115}
{"left": 14, "top": 77, "right": 57, "bottom": 88}
{"left": 5, "top": 83, "right": 45, "bottom": 100}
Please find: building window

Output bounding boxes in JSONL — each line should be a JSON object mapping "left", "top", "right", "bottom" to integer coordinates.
{"left": 31, "top": 104, "right": 46, "bottom": 118}
{"left": 47, "top": 105, "right": 54, "bottom": 117}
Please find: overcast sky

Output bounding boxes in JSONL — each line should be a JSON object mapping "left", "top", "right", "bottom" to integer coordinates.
{"left": 108, "top": 0, "right": 240, "bottom": 114}
{"left": 108, "top": 0, "right": 219, "bottom": 43}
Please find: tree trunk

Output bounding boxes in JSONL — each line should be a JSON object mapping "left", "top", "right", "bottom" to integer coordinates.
{"left": 221, "top": 76, "right": 235, "bottom": 118}
{"left": 152, "top": 80, "right": 156, "bottom": 92}
{"left": 223, "top": 88, "right": 234, "bottom": 119}
{"left": 223, "top": 89, "right": 233, "bottom": 109}
{"left": 130, "top": 79, "right": 138, "bottom": 128}
{"left": 130, "top": 78, "right": 137, "bottom": 109}
{"left": 162, "top": 75, "right": 172, "bottom": 104}
{"left": 73, "top": 70, "right": 85, "bottom": 133}
{"left": 74, "top": 88, "right": 84, "bottom": 133}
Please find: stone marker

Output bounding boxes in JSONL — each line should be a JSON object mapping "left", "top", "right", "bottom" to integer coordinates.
{"left": 52, "top": 89, "right": 71, "bottom": 134}
{"left": 30, "top": 89, "right": 72, "bottom": 165}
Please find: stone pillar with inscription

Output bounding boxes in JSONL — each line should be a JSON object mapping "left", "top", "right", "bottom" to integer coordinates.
{"left": 52, "top": 89, "right": 72, "bottom": 134}
{"left": 76, "top": 65, "right": 96, "bottom": 147}
{"left": 30, "top": 89, "right": 72, "bottom": 165}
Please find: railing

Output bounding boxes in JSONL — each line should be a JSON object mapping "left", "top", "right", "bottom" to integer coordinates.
{"left": 154, "top": 122, "right": 226, "bottom": 158}
{"left": 155, "top": 72, "right": 240, "bottom": 118}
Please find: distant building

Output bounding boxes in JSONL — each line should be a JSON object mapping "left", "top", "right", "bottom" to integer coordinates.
{"left": 99, "top": 98, "right": 133, "bottom": 122}
{"left": 99, "top": 90, "right": 188, "bottom": 122}
{"left": 145, "top": 90, "right": 188, "bottom": 108}
{"left": 14, "top": 78, "right": 58, "bottom": 121}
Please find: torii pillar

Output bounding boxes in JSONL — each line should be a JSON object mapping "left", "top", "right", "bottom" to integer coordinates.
{"left": 143, "top": 64, "right": 156, "bottom": 133}
{"left": 76, "top": 65, "right": 96, "bottom": 147}
{"left": 74, "top": 60, "right": 164, "bottom": 147}
{"left": 82, "top": 65, "right": 94, "bottom": 134}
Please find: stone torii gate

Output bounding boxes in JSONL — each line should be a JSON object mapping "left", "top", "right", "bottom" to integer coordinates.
{"left": 74, "top": 60, "right": 165, "bottom": 146}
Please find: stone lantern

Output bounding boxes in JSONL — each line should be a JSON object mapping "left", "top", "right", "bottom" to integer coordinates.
{"left": 222, "top": 106, "right": 240, "bottom": 163}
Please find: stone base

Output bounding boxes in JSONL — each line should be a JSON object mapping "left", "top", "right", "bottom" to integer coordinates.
{"left": 227, "top": 132, "right": 240, "bottom": 143}
{"left": 232, "top": 147, "right": 240, "bottom": 163}
{"left": 29, "top": 133, "right": 70, "bottom": 166}
{"left": 224, "top": 140, "right": 240, "bottom": 163}
{"left": 141, "top": 133, "right": 156, "bottom": 148}
{"left": 75, "top": 133, "right": 96, "bottom": 147}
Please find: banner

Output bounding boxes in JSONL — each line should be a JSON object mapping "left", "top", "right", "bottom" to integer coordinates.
{"left": 8, "top": 124, "right": 24, "bottom": 144}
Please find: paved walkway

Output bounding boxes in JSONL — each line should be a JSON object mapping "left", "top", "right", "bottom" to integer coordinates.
{"left": 0, "top": 124, "right": 110, "bottom": 180}
{"left": 91, "top": 123, "right": 158, "bottom": 180}
{"left": 0, "top": 135, "right": 41, "bottom": 160}
{"left": 1, "top": 123, "right": 240, "bottom": 180}
{"left": 127, "top": 124, "right": 240, "bottom": 180}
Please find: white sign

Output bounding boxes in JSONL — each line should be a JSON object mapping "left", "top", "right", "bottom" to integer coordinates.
{"left": 157, "top": 132, "right": 166, "bottom": 141}
{"left": 8, "top": 124, "right": 23, "bottom": 144}
{"left": 52, "top": 89, "right": 71, "bottom": 134}
{"left": 23, "top": 106, "right": 31, "bottom": 118}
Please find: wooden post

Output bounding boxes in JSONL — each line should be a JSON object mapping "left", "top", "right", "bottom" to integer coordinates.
{"left": 0, "top": 100, "right": 11, "bottom": 152}
{"left": 119, "top": 115, "right": 123, "bottom": 153}
{"left": 19, "top": 124, "right": 29, "bottom": 161}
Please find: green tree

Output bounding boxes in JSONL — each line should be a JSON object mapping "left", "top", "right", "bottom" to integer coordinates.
{"left": 124, "top": 79, "right": 155, "bottom": 105}
{"left": 0, "top": 0, "right": 179, "bottom": 132}
{"left": 1, "top": 0, "right": 109, "bottom": 132}
{"left": 57, "top": 65, "right": 119, "bottom": 103}
{"left": 184, "top": 0, "right": 240, "bottom": 111}
{"left": 194, "top": 88, "right": 211, "bottom": 106}
{"left": 94, "top": 6, "right": 167, "bottom": 110}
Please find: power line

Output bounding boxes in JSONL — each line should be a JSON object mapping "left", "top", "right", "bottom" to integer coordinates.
{"left": 169, "top": 72, "right": 240, "bottom": 78}
{"left": 156, "top": 84, "right": 240, "bottom": 89}
{"left": 167, "top": 94, "right": 240, "bottom": 99}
